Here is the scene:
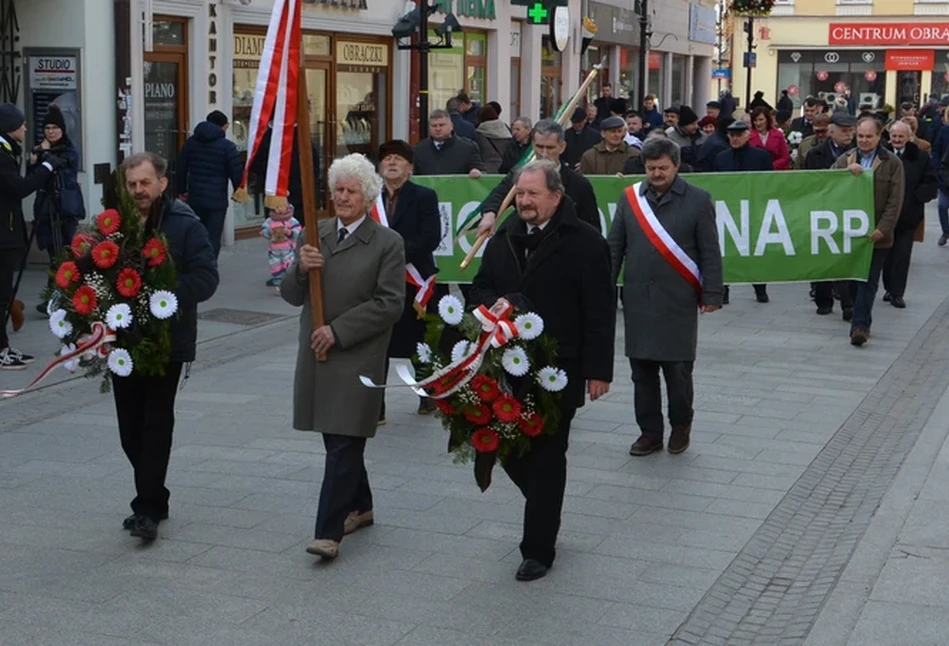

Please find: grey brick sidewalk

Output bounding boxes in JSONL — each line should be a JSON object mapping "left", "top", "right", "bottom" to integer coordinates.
{"left": 2, "top": 224, "right": 949, "bottom": 645}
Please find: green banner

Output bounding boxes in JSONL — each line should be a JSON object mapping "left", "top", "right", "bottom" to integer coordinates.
{"left": 414, "top": 171, "right": 875, "bottom": 284}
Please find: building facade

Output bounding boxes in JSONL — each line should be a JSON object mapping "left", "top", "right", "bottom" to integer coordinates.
{"left": 728, "top": 0, "right": 949, "bottom": 112}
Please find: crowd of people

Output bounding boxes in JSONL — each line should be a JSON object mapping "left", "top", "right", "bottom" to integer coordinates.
{"left": 2, "top": 84, "right": 948, "bottom": 581}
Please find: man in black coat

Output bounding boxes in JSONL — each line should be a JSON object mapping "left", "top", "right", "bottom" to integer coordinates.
{"left": 413, "top": 109, "right": 485, "bottom": 177}
{"left": 0, "top": 104, "right": 59, "bottom": 370}
{"left": 790, "top": 97, "right": 820, "bottom": 139}
{"left": 175, "top": 110, "right": 243, "bottom": 259}
{"left": 115, "top": 152, "right": 219, "bottom": 540}
{"left": 498, "top": 117, "right": 531, "bottom": 174}
{"left": 693, "top": 117, "right": 735, "bottom": 172}
{"left": 805, "top": 112, "right": 857, "bottom": 318}
{"left": 714, "top": 121, "right": 773, "bottom": 304}
{"left": 471, "top": 159, "right": 614, "bottom": 582}
{"left": 882, "top": 121, "right": 938, "bottom": 308}
{"left": 250, "top": 123, "right": 321, "bottom": 215}
{"left": 375, "top": 140, "right": 442, "bottom": 420}
{"left": 475, "top": 119, "right": 601, "bottom": 238}
{"left": 563, "top": 107, "right": 600, "bottom": 169}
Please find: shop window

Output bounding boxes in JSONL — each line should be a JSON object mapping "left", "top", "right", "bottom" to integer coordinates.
{"left": 427, "top": 30, "right": 487, "bottom": 114}
{"left": 336, "top": 40, "right": 389, "bottom": 160}
{"left": 776, "top": 50, "right": 884, "bottom": 112}
{"left": 540, "top": 36, "right": 563, "bottom": 119}
{"left": 671, "top": 55, "right": 686, "bottom": 107}
{"left": 152, "top": 20, "right": 185, "bottom": 48}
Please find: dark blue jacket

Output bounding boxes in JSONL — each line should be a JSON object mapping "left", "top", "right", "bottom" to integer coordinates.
{"left": 158, "top": 197, "right": 219, "bottom": 362}
{"left": 450, "top": 112, "right": 477, "bottom": 142}
{"left": 713, "top": 144, "right": 774, "bottom": 172}
{"left": 31, "top": 140, "right": 85, "bottom": 250}
{"left": 643, "top": 109, "right": 664, "bottom": 131}
{"left": 175, "top": 122, "right": 243, "bottom": 212}
{"left": 932, "top": 123, "right": 949, "bottom": 192}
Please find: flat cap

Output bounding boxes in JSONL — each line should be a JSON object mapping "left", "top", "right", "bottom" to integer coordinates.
{"left": 707, "top": 100, "right": 721, "bottom": 109}
{"left": 663, "top": 105, "right": 680, "bottom": 115}
{"left": 600, "top": 115, "right": 626, "bottom": 130}
{"left": 726, "top": 120, "right": 749, "bottom": 132}
{"left": 379, "top": 139, "right": 414, "bottom": 164}
{"left": 830, "top": 112, "right": 857, "bottom": 127}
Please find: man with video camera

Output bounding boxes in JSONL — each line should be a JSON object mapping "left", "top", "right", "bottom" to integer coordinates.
{"left": 0, "top": 103, "right": 67, "bottom": 370}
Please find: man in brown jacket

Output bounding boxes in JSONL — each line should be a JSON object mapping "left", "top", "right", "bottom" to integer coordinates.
{"left": 580, "top": 115, "right": 639, "bottom": 175}
{"left": 832, "top": 116, "right": 905, "bottom": 346}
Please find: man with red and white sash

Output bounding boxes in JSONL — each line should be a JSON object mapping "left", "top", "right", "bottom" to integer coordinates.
{"left": 608, "top": 137, "right": 723, "bottom": 457}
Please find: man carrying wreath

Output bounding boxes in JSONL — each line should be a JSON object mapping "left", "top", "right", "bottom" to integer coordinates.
{"left": 114, "top": 153, "right": 218, "bottom": 540}
{"left": 609, "top": 137, "right": 723, "bottom": 458}
{"left": 471, "top": 159, "right": 615, "bottom": 582}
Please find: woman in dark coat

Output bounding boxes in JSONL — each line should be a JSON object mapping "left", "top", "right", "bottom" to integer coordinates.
{"left": 31, "top": 106, "right": 84, "bottom": 312}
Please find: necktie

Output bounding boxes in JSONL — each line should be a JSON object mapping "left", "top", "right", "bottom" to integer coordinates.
{"left": 338, "top": 228, "right": 348, "bottom": 244}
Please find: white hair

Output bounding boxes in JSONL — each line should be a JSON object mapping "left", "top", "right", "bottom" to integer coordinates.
{"left": 328, "top": 154, "right": 383, "bottom": 206}
{"left": 889, "top": 120, "right": 911, "bottom": 136}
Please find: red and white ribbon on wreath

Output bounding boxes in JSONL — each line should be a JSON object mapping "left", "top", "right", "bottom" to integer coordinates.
{"left": 625, "top": 183, "right": 703, "bottom": 303}
{"left": 369, "top": 193, "right": 438, "bottom": 316}
{"left": 0, "top": 321, "right": 116, "bottom": 399}
{"left": 360, "top": 301, "right": 519, "bottom": 399}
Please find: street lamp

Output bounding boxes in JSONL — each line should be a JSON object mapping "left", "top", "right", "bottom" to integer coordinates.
{"left": 393, "top": 2, "right": 461, "bottom": 136}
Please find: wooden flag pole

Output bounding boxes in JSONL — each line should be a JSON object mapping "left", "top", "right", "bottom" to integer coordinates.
{"left": 295, "top": 62, "right": 328, "bottom": 362}
{"left": 458, "top": 60, "right": 606, "bottom": 271}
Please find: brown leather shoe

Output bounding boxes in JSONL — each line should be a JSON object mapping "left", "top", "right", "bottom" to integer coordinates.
{"left": 305, "top": 539, "right": 339, "bottom": 559}
{"left": 343, "top": 509, "right": 374, "bottom": 535}
{"left": 629, "top": 434, "right": 663, "bottom": 456}
{"left": 10, "top": 300, "right": 23, "bottom": 332}
{"left": 668, "top": 425, "right": 692, "bottom": 454}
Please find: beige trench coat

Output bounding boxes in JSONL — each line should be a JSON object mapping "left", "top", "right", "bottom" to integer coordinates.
{"left": 281, "top": 216, "right": 405, "bottom": 438}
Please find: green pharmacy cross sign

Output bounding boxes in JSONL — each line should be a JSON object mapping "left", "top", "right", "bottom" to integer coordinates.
{"left": 527, "top": 2, "right": 549, "bottom": 23}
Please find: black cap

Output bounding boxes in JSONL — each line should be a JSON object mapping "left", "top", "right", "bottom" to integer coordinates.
{"left": 663, "top": 105, "right": 680, "bottom": 115}
{"left": 678, "top": 106, "right": 699, "bottom": 126}
{"left": 830, "top": 112, "right": 857, "bottom": 127}
{"left": 726, "top": 120, "right": 749, "bottom": 132}
{"left": 206, "top": 110, "right": 229, "bottom": 127}
{"left": 600, "top": 115, "right": 626, "bottom": 130}
{"left": 379, "top": 139, "right": 414, "bottom": 164}
{"left": 775, "top": 109, "right": 792, "bottom": 123}
{"left": 707, "top": 100, "right": 721, "bottom": 109}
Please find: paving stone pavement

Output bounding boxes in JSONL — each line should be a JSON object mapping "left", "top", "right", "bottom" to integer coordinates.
{"left": 1, "top": 222, "right": 949, "bottom": 645}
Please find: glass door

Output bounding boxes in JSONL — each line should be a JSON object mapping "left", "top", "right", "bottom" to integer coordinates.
{"left": 143, "top": 53, "right": 188, "bottom": 194}
{"left": 898, "top": 71, "right": 922, "bottom": 107}
{"left": 305, "top": 64, "right": 330, "bottom": 215}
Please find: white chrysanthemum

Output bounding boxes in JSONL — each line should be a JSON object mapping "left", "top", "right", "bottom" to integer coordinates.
{"left": 537, "top": 366, "right": 568, "bottom": 392}
{"left": 514, "top": 312, "right": 544, "bottom": 340}
{"left": 416, "top": 342, "right": 433, "bottom": 364}
{"left": 49, "top": 309, "right": 72, "bottom": 339}
{"left": 59, "top": 343, "right": 79, "bottom": 373}
{"left": 107, "top": 348, "right": 134, "bottom": 377}
{"left": 149, "top": 290, "right": 178, "bottom": 320}
{"left": 451, "top": 340, "right": 470, "bottom": 363}
{"left": 438, "top": 294, "right": 464, "bottom": 325}
{"left": 502, "top": 347, "right": 530, "bottom": 377}
{"left": 105, "top": 303, "right": 133, "bottom": 329}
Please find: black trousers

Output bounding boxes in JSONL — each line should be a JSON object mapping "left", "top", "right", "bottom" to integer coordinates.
{"left": 314, "top": 433, "right": 373, "bottom": 542}
{"left": 112, "top": 362, "right": 183, "bottom": 521}
{"left": 814, "top": 281, "right": 854, "bottom": 310}
{"left": 0, "top": 249, "right": 23, "bottom": 349}
{"left": 503, "top": 406, "right": 576, "bottom": 568}
{"left": 193, "top": 206, "right": 227, "bottom": 260}
{"left": 882, "top": 227, "right": 916, "bottom": 299}
{"left": 630, "top": 359, "right": 694, "bottom": 439}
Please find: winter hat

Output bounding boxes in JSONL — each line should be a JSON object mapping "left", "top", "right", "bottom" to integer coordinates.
{"left": 43, "top": 106, "right": 66, "bottom": 131}
{"left": 206, "top": 110, "right": 229, "bottom": 127}
{"left": 677, "top": 106, "right": 699, "bottom": 126}
{"left": 571, "top": 107, "right": 587, "bottom": 123}
{"left": 379, "top": 139, "right": 414, "bottom": 164}
{"left": 775, "top": 109, "right": 792, "bottom": 124}
{"left": 0, "top": 103, "right": 25, "bottom": 134}
{"left": 698, "top": 115, "right": 717, "bottom": 129}
{"left": 270, "top": 203, "right": 294, "bottom": 222}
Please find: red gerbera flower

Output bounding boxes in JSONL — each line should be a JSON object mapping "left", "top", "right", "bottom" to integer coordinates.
{"left": 471, "top": 374, "right": 500, "bottom": 402}
{"left": 471, "top": 428, "right": 500, "bottom": 453}
{"left": 55, "top": 261, "right": 81, "bottom": 289}
{"left": 96, "top": 209, "right": 121, "bottom": 236}
{"left": 72, "top": 285, "right": 98, "bottom": 316}
{"left": 435, "top": 399, "right": 457, "bottom": 416}
{"left": 142, "top": 237, "right": 167, "bottom": 267}
{"left": 492, "top": 394, "right": 522, "bottom": 424}
{"left": 463, "top": 403, "right": 492, "bottom": 425}
{"left": 518, "top": 412, "right": 545, "bottom": 438}
{"left": 92, "top": 241, "right": 120, "bottom": 269}
{"left": 70, "top": 233, "right": 94, "bottom": 257}
{"left": 116, "top": 268, "right": 142, "bottom": 298}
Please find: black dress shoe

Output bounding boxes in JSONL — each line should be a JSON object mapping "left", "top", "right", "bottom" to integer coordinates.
{"left": 842, "top": 307, "right": 853, "bottom": 322}
{"left": 130, "top": 515, "right": 159, "bottom": 540}
{"left": 123, "top": 511, "right": 168, "bottom": 529}
{"left": 890, "top": 295, "right": 906, "bottom": 309}
{"left": 722, "top": 286, "right": 730, "bottom": 305}
{"left": 753, "top": 284, "right": 769, "bottom": 303}
{"left": 816, "top": 306, "right": 833, "bottom": 315}
{"left": 882, "top": 292, "right": 891, "bottom": 302}
{"left": 515, "top": 559, "right": 548, "bottom": 582}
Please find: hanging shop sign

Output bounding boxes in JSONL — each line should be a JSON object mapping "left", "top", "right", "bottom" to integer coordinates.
{"left": 24, "top": 48, "right": 83, "bottom": 170}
